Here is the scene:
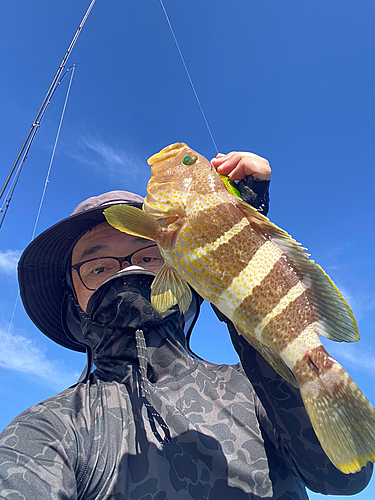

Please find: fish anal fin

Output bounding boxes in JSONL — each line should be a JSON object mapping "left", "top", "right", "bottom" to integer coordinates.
{"left": 294, "top": 353, "right": 375, "bottom": 473}
{"left": 151, "top": 264, "right": 192, "bottom": 314}
{"left": 235, "top": 326, "right": 298, "bottom": 388}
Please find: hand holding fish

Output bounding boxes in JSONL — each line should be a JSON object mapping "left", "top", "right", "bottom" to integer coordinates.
{"left": 211, "top": 151, "right": 271, "bottom": 180}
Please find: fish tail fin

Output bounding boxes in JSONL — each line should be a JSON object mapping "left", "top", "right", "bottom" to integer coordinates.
{"left": 294, "top": 348, "right": 375, "bottom": 473}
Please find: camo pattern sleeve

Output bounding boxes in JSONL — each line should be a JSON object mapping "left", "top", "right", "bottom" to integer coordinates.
{"left": 223, "top": 316, "right": 373, "bottom": 495}
{"left": 237, "top": 175, "right": 270, "bottom": 215}
{"left": 0, "top": 403, "right": 78, "bottom": 499}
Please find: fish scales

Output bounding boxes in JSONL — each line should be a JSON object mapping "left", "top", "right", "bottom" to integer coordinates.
{"left": 184, "top": 217, "right": 251, "bottom": 265}
{"left": 176, "top": 206, "right": 266, "bottom": 296}
{"left": 240, "top": 283, "right": 308, "bottom": 334}
{"left": 243, "top": 262, "right": 303, "bottom": 320}
{"left": 104, "top": 142, "right": 375, "bottom": 474}
{"left": 175, "top": 205, "right": 292, "bottom": 321}
{"left": 261, "top": 291, "right": 316, "bottom": 346}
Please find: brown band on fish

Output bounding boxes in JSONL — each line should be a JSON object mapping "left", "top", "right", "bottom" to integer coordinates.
{"left": 307, "top": 346, "right": 336, "bottom": 372}
{"left": 293, "top": 348, "right": 349, "bottom": 395}
{"left": 241, "top": 257, "right": 302, "bottom": 320}
{"left": 176, "top": 230, "right": 264, "bottom": 293}
{"left": 184, "top": 203, "right": 248, "bottom": 246}
{"left": 261, "top": 291, "right": 315, "bottom": 350}
{"left": 202, "top": 229, "right": 266, "bottom": 277}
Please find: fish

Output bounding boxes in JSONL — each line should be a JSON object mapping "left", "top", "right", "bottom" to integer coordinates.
{"left": 104, "top": 142, "right": 375, "bottom": 474}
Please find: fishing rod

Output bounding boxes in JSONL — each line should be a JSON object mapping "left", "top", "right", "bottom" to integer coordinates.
{"left": 0, "top": 67, "right": 75, "bottom": 230}
{"left": 0, "top": 0, "right": 97, "bottom": 229}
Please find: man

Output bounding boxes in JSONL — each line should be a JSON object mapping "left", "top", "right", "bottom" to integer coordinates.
{"left": 0, "top": 151, "right": 372, "bottom": 499}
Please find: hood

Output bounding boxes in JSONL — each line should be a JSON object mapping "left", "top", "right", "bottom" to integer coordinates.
{"left": 65, "top": 268, "right": 199, "bottom": 384}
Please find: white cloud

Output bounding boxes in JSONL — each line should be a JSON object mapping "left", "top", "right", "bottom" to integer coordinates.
{"left": 67, "top": 135, "right": 145, "bottom": 179}
{"left": 0, "top": 326, "right": 80, "bottom": 391}
{"left": 321, "top": 339, "right": 375, "bottom": 379}
{"left": 319, "top": 282, "right": 375, "bottom": 379}
{"left": 0, "top": 250, "right": 21, "bottom": 275}
{"left": 335, "top": 284, "right": 375, "bottom": 320}
{"left": 80, "top": 137, "right": 129, "bottom": 166}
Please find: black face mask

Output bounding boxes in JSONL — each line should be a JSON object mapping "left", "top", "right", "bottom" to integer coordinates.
{"left": 63, "top": 267, "right": 200, "bottom": 382}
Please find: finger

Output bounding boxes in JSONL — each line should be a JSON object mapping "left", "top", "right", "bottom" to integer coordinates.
{"left": 215, "top": 153, "right": 242, "bottom": 174}
{"left": 215, "top": 161, "right": 232, "bottom": 175}
{"left": 210, "top": 153, "right": 227, "bottom": 166}
{"left": 225, "top": 163, "right": 247, "bottom": 181}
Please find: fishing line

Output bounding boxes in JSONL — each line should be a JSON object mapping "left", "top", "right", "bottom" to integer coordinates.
{"left": 158, "top": 0, "right": 219, "bottom": 154}
{"left": 31, "top": 66, "right": 75, "bottom": 240}
{"left": 7, "top": 66, "right": 75, "bottom": 337}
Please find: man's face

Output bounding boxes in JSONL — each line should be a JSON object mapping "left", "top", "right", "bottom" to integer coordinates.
{"left": 71, "top": 222, "right": 164, "bottom": 312}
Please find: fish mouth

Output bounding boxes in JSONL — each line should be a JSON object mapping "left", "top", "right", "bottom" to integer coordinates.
{"left": 147, "top": 142, "right": 187, "bottom": 165}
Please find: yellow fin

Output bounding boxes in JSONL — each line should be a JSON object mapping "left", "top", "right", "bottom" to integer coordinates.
{"left": 295, "top": 359, "right": 375, "bottom": 474}
{"left": 151, "top": 264, "right": 192, "bottom": 314}
{"left": 235, "top": 326, "right": 298, "bottom": 388}
{"left": 103, "top": 205, "right": 160, "bottom": 241}
{"left": 236, "top": 199, "right": 359, "bottom": 343}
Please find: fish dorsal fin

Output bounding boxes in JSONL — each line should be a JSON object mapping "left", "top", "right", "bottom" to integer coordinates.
{"left": 236, "top": 199, "right": 359, "bottom": 343}
{"left": 235, "top": 326, "right": 298, "bottom": 388}
{"left": 151, "top": 264, "right": 192, "bottom": 314}
{"left": 103, "top": 205, "right": 160, "bottom": 241}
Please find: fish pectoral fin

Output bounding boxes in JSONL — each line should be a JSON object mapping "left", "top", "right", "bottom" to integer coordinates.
{"left": 236, "top": 199, "right": 359, "bottom": 344}
{"left": 103, "top": 205, "right": 160, "bottom": 241}
{"left": 235, "top": 326, "right": 298, "bottom": 388}
{"left": 151, "top": 264, "right": 192, "bottom": 314}
{"left": 145, "top": 204, "right": 184, "bottom": 225}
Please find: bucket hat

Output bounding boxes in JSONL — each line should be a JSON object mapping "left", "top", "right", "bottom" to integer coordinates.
{"left": 18, "top": 191, "right": 144, "bottom": 352}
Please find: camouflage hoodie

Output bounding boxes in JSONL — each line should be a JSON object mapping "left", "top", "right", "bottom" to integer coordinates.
{"left": 0, "top": 177, "right": 372, "bottom": 499}
{"left": 0, "top": 270, "right": 372, "bottom": 499}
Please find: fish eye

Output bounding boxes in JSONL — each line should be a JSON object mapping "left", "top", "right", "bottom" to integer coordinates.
{"left": 182, "top": 155, "right": 198, "bottom": 165}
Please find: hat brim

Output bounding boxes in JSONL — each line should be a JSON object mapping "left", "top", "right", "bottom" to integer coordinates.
{"left": 18, "top": 200, "right": 143, "bottom": 352}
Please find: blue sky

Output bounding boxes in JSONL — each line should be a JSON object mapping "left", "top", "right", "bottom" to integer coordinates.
{"left": 1, "top": 1, "right": 375, "bottom": 498}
